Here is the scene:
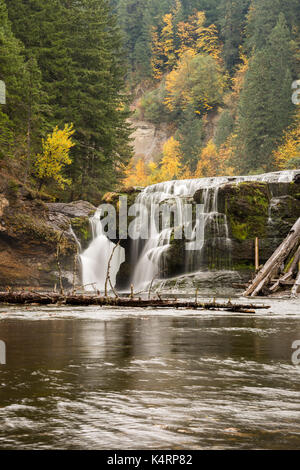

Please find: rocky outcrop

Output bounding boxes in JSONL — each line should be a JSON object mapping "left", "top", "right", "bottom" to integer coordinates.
{"left": 47, "top": 201, "right": 95, "bottom": 251}
{"left": 130, "top": 120, "right": 169, "bottom": 163}
{"left": 0, "top": 173, "right": 95, "bottom": 288}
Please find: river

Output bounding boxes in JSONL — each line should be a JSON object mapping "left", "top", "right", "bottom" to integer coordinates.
{"left": 0, "top": 299, "right": 299, "bottom": 450}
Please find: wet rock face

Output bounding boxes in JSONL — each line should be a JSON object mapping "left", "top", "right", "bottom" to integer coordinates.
{"left": 210, "top": 181, "right": 300, "bottom": 270}
{"left": 162, "top": 179, "right": 300, "bottom": 276}
{"left": 220, "top": 182, "right": 270, "bottom": 241}
{"left": 0, "top": 174, "right": 96, "bottom": 288}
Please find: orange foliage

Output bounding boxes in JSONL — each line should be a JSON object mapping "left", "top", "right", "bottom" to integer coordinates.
{"left": 164, "top": 49, "right": 196, "bottom": 112}
{"left": 194, "top": 139, "right": 218, "bottom": 177}
{"left": 273, "top": 110, "right": 300, "bottom": 169}
{"left": 161, "top": 14, "right": 176, "bottom": 70}
{"left": 151, "top": 27, "right": 164, "bottom": 80}
{"left": 194, "top": 138, "right": 235, "bottom": 178}
{"left": 161, "top": 136, "right": 182, "bottom": 181}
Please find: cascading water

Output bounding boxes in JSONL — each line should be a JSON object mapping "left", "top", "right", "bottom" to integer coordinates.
{"left": 80, "top": 207, "right": 125, "bottom": 292}
{"left": 130, "top": 170, "right": 298, "bottom": 290}
{"left": 79, "top": 170, "right": 298, "bottom": 292}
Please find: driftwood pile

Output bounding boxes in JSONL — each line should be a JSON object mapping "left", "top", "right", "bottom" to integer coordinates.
{"left": 0, "top": 291, "right": 269, "bottom": 313}
{"left": 244, "top": 218, "right": 300, "bottom": 298}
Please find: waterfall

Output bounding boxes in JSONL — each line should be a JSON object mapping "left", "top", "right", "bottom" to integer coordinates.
{"left": 80, "top": 208, "right": 125, "bottom": 292}
{"left": 79, "top": 170, "right": 297, "bottom": 292}
{"left": 130, "top": 170, "right": 298, "bottom": 290}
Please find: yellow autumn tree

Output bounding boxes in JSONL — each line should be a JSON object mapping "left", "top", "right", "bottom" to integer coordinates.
{"left": 123, "top": 158, "right": 137, "bottom": 187}
{"left": 194, "top": 139, "right": 218, "bottom": 177}
{"left": 232, "top": 50, "right": 249, "bottom": 100}
{"left": 218, "top": 137, "right": 236, "bottom": 176}
{"left": 123, "top": 158, "right": 149, "bottom": 187}
{"left": 180, "top": 164, "right": 194, "bottom": 179}
{"left": 151, "top": 27, "right": 164, "bottom": 80}
{"left": 195, "top": 12, "right": 222, "bottom": 63}
{"left": 161, "top": 137, "right": 182, "bottom": 181}
{"left": 177, "top": 19, "right": 198, "bottom": 58}
{"left": 165, "top": 49, "right": 196, "bottom": 112}
{"left": 35, "top": 124, "right": 75, "bottom": 190}
{"left": 135, "top": 158, "right": 148, "bottom": 185}
{"left": 161, "top": 13, "right": 177, "bottom": 70}
{"left": 273, "top": 111, "right": 300, "bottom": 169}
{"left": 165, "top": 49, "right": 224, "bottom": 114}
{"left": 148, "top": 161, "right": 163, "bottom": 185}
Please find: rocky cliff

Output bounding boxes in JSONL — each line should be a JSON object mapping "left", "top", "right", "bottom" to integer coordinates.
{"left": 130, "top": 119, "right": 169, "bottom": 163}
{"left": 0, "top": 172, "right": 95, "bottom": 289}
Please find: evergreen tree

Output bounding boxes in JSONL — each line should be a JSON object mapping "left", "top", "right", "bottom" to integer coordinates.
{"left": 180, "top": 0, "right": 219, "bottom": 25}
{"left": 214, "top": 109, "right": 234, "bottom": 149}
{"left": 6, "top": 0, "right": 132, "bottom": 200}
{"left": 0, "top": 0, "right": 26, "bottom": 131}
{"left": 245, "top": 0, "right": 299, "bottom": 52}
{"left": 236, "top": 14, "right": 294, "bottom": 173}
{"left": 62, "top": 0, "right": 132, "bottom": 200}
{"left": 0, "top": 0, "right": 30, "bottom": 164}
{"left": 22, "top": 56, "right": 47, "bottom": 182}
{"left": 219, "top": 0, "right": 250, "bottom": 72}
{"left": 176, "top": 108, "right": 205, "bottom": 172}
{"left": 6, "top": 0, "right": 69, "bottom": 122}
{"left": 116, "top": 0, "right": 173, "bottom": 81}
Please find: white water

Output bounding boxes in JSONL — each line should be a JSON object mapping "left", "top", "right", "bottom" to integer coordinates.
{"left": 131, "top": 170, "right": 298, "bottom": 290}
{"left": 79, "top": 170, "right": 298, "bottom": 292}
{"left": 80, "top": 208, "right": 125, "bottom": 292}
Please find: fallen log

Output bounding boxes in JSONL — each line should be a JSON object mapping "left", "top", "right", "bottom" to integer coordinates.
{"left": 0, "top": 291, "right": 270, "bottom": 312}
{"left": 244, "top": 218, "right": 300, "bottom": 297}
{"left": 269, "top": 244, "right": 300, "bottom": 293}
{"left": 270, "top": 279, "right": 296, "bottom": 286}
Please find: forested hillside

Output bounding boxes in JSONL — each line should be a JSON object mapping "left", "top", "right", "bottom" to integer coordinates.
{"left": 114, "top": 0, "right": 300, "bottom": 186}
{"left": 0, "top": 0, "right": 299, "bottom": 202}
{"left": 0, "top": 0, "right": 132, "bottom": 203}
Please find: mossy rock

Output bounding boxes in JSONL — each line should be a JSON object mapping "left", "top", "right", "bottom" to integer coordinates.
{"left": 268, "top": 181, "right": 300, "bottom": 200}
{"left": 220, "top": 182, "right": 270, "bottom": 241}
{"left": 5, "top": 212, "right": 76, "bottom": 256}
{"left": 71, "top": 217, "right": 91, "bottom": 249}
{"left": 102, "top": 188, "right": 141, "bottom": 209}
{"left": 268, "top": 194, "right": 300, "bottom": 237}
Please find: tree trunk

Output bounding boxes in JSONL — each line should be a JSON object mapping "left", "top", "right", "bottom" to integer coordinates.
{"left": 244, "top": 218, "right": 300, "bottom": 297}
{"left": 269, "top": 244, "right": 300, "bottom": 293}
{"left": 0, "top": 291, "right": 270, "bottom": 312}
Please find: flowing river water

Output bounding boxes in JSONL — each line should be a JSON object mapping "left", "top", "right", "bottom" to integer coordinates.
{"left": 0, "top": 299, "right": 300, "bottom": 450}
